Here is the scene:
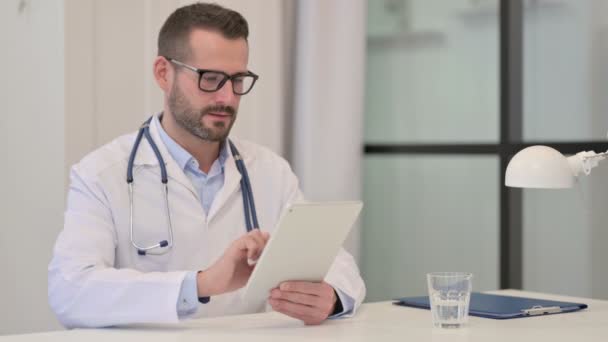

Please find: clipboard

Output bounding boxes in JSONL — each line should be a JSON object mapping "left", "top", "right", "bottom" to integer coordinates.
{"left": 394, "top": 292, "right": 588, "bottom": 319}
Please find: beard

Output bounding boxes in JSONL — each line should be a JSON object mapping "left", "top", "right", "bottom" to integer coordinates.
{"left": 168, "top": 81, "right": 237, "bottom": 142}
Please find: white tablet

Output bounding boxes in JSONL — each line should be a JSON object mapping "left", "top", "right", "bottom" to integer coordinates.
{"left": 241, "top": 201, "right": 363, "bottom": 310}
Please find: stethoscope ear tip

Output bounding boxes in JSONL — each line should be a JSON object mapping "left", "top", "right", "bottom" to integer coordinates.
{"left": 137, "top": 249, "right": 146, "bottom": 256}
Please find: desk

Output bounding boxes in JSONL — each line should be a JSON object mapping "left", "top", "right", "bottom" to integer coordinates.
{"left": 3, "top": 290, "right": 608, "bottom": 341}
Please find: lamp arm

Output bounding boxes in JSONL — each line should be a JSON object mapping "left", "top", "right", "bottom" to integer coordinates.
{"left": 582, "top": 151, "right": 608, "bottom": 160}
{"left": 567, "top": 150, "right": 608, "bottom": 177}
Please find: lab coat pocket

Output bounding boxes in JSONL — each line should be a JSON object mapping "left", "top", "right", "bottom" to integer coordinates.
{"left": 130, "top": 219, "right": 174, "bottom": 272}
{"left": 133, "top": 250, "right": 173, "bottom": 272}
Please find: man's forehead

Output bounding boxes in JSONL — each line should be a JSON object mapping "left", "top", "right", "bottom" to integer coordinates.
{"left": 187, "top": 29, "right": 248, "bottom": 50}
{"left": 182, "top": 31, "right": 248, "bottom": 72}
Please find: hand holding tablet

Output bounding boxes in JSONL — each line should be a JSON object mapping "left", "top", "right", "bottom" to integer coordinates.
{"left": 241, "top": 201, "right": 363, "bottom": 311}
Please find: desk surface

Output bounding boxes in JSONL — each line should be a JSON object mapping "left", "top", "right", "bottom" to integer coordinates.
{"left": 3, "top": 290, "right": 608, "bottom": 341}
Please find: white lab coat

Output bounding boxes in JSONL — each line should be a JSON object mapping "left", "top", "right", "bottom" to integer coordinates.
{"left": 48, "top": 116, "right": 366, "bottom": 328}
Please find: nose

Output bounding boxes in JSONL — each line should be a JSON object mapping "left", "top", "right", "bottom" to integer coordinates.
{"left": 213, "top": 79, "right": 239, "bottom": 104}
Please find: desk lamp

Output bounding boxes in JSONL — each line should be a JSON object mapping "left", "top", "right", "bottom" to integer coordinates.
{"left": 505, "top": 145, "right": 608, "bottom": 188}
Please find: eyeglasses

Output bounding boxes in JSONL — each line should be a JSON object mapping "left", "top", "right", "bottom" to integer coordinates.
{"left": 166, "top": 57, "right": 259, "bottom": 95}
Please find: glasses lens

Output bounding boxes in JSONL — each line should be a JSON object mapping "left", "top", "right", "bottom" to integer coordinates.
{"left": 199, "top": 71, "right": 226, "bottom": 91}
{"left": 232, "top": 75, "right": 256, "bottom": 95}
{"left": 199, "top": 71, "right": 256, "bottom": 94}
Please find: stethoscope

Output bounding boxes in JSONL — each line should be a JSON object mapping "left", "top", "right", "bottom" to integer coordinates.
{"left": 126, "top": 116, "right": 259, "bottom": 256}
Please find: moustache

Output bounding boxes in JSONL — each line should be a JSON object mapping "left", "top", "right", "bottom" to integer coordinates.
{"left": 201, "top": 105, "right": 236, "bottom": 116}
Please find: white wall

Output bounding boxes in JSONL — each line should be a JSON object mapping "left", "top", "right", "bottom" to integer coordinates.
{"left": 0, "top": 0, "right": 65, "bottom": 334}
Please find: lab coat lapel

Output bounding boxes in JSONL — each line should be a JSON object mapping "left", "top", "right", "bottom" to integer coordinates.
{"left": 207, "top": 142, "right": 250, "bottom": 223}
{"left": 133, "top": 116, "right": 198, "bottom": 200}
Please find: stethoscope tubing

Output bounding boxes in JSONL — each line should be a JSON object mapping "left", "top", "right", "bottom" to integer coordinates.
{"left": 229, "top": 141, "right": 259, "bottom": 231}
{"left": 126, "top": 116, "right": 258, "bottom": 256}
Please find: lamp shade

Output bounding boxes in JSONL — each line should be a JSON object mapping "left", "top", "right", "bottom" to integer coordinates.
{"left": 505, "top": 145, "right": 575, "bottom": 188}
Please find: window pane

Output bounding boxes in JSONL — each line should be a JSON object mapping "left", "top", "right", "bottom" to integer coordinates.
{"left": 361, "top": 155, "right": 499, "bottom": 301}
{"left": 365, "top": 0, "right": 499, "bottom": 144}
{"left": 523, "top": 0, "right": 608, "bottom": 141}
{"left": 522, "top": 0, "right": 608, "bottom": 300}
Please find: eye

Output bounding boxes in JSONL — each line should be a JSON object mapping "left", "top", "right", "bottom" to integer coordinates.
{"left": 202, "top": 74, "right": 220, "bottom": 82}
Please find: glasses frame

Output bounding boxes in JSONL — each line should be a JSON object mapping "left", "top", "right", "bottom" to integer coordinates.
{"left": 166, "top": 57, "right": 259, "bottom": 95}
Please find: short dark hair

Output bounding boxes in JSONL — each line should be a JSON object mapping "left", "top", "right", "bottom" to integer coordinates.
{"left": 158, "top": 2, "right": 249, "bottom": 61}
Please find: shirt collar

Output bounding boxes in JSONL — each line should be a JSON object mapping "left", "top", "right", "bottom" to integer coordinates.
{"left": 154, "top": 115, "right": 230, "bottom": 173}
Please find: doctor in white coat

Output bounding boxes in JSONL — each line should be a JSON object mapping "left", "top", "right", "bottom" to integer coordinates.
{"left": 48, "top": 2, "right": 365, "bottom": 329}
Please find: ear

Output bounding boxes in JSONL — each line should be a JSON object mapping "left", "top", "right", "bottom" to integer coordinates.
{"left": 153, "top": 56, "right": 173, "bottom": 93}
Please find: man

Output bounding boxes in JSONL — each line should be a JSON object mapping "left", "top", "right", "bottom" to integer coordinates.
{"left": 48, "top": 2, "right": 365, "bottom": 328}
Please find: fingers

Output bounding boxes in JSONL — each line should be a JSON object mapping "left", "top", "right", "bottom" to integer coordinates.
{"left": 243, "top": 236, "right": 261, "bottom": 260}
{"left": 248, "top": 229, "right": 270, "bottom": 247}
{"left": 269, "top": 298, "right": 326, "bottom": 325}
{"left": 279, "top": 281, "right": 335, "bottom": 299}
{"left": 236, "top": 229, "right": 270, "bottom": 261}
{"left": 259, "top": 229, "right": 270, "bottom": 242}
{"left": 269, "top": 282, "right": 337, "bottom": 324}
{"left": 270, "top": 288, "right": 323, "bottom": 307}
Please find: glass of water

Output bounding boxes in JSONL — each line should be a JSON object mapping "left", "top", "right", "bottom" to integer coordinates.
{"left": 427, "top": 272, "right": 473, "bottom": 328}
